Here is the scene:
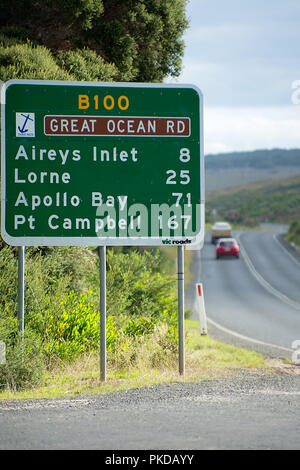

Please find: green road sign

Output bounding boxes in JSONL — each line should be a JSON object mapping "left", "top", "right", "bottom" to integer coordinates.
{"left": 1, "top": 80, "right": 204, "bottom": 246}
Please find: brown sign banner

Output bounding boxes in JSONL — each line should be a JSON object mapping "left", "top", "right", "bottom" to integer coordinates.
{"left": 44, "top": 115, "right": 190, "bottom": 137}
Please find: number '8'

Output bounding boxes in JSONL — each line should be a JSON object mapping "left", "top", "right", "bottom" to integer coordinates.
{"left": 179, "top": 148, "right": 190, "bottom": 162}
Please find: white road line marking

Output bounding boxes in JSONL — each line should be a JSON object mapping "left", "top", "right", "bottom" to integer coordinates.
{"left": 207, "top": 317, "right": 293, "bottom": 353}
{"left": 273, "top": 233, "right": 300, "bottom": 267}
{"left": 236, "top": 232, "right": 300, "bottom": 311}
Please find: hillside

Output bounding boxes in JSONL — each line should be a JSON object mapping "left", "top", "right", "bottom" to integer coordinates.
{"left": 206, "top": 173, "right": 300, "bottom": 226}
{"left": 205, "top": 148, "right": 300, "bottom": 170}
{"left": 205, "top": 148, "right": 300, "bottom": 191}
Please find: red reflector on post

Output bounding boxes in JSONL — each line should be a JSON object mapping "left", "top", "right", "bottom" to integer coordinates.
{"left": 196, "top": 283, "right": 207, "bottom": 335}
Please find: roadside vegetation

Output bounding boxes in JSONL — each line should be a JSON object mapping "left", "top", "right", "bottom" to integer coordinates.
{"left": 0, "top": 244, "right": 267, "bottom": 398}
{"left": 0, "top": 245, "right": 177, "bottom": 392}
{"left": 286, "top": 220, "right": 300, "bottom": 249}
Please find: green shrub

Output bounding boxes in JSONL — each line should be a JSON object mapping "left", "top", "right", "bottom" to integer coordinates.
{"left": 0, "top": 318, "right": 45, "bottom": 391}
{"left": 124, "top": 316, "right": 156, "bottom": 337}
{"left": 105, "top": 249, "right": 176, "bottom": 322}
{"left": 287, "top": 219, "right": 300, "bottom": 247}
{"left": 40, "top": 291, "right": 119, "bottom": 362}
{"left": 57, "top": 48, "right": 118, "bottom": 82}
{"left": 0, "top": 41, "right": 73, "bottom": 81}
{"left": 126, "top": 271, "right": 176, "bottom": 320}
{"left": 0, "top": 33, "right": 24, "bottom": 47}
{"left": 0, "top": 247, "right": 18, "bottom": 316}
{"left": 0, "top": 245, "right": 96, "bottom": 323}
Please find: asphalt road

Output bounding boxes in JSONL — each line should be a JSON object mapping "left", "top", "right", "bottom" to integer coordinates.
{"left": 187, "top": 228, "right": 300, "bottom": 359}
{"left": 0, "top": 373, "right": 300, "bottom": 450}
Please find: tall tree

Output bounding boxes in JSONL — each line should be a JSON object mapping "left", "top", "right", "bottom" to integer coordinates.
{"left": 0, "top": 0, "right": 188, "bottom": 82}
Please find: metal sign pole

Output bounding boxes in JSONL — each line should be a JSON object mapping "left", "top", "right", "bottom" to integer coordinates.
{"left": 177, "top": 246, "right": 185, "bottom": 375}
{"left": 99, "top": 246, "right": 107, "bottom": 382}
{"left": 18, "top": 246, "right": 25, "bottom": 339}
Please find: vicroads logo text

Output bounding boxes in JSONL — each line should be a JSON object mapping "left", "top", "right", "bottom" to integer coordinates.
{"left": 162, "top": 238, "right": 192, "bottom": 245}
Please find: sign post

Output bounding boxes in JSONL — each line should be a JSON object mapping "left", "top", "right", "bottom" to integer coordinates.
{"left": 177, "top": 246, "right": 185, "bottom": 375}
{"left": 99, "top": 245, "right": 106, "bottom": 382}
{"left": 18, "top": 246, "right": 25, "bottom": 339}
{"left": 1, "top": 80, "right": 204, "bottom": 379}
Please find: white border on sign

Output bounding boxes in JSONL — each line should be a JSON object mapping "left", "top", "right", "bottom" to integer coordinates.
{"left": 1, "top": 79, "right": 204, "bottom": 247}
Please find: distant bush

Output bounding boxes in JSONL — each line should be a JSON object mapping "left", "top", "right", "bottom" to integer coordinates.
{"left": 286, "top": 220, "right": 300, "bottom": 247}
{"left": 206, "top": 175, "right": 300, "bottom": 226}
{"left": 205, "top": 148, "right": 300, "bottom": 170}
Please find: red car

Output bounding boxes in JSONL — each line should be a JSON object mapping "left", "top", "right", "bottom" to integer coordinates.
{"left": 216, "top": 238, "right": 240, "bottom": 259}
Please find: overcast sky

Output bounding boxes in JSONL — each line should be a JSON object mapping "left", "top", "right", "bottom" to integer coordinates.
{"left": 169, "top": 0, "right": 300, "bottom": 154}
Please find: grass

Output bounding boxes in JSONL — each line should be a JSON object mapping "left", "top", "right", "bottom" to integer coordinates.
{"left": 0, "top": 320, "right": 267, "bottom": 401}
